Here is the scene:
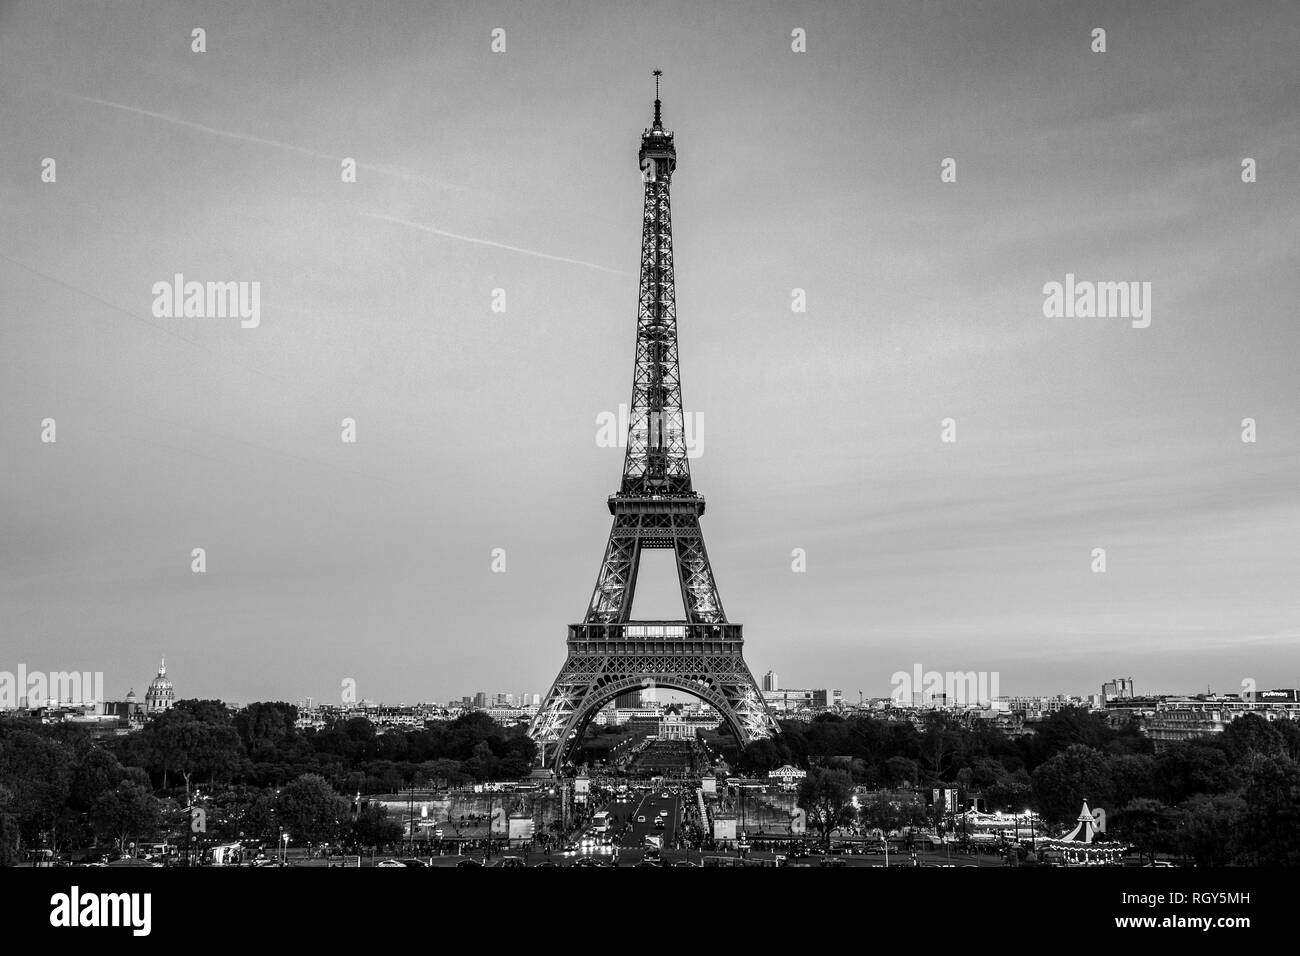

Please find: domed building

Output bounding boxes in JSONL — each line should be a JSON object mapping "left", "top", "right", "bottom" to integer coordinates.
{"left": 101, "top": 687, "right": 145, "bottom": 731}
{"left": 144, "top": 659, "right": 175, "bottom": 715}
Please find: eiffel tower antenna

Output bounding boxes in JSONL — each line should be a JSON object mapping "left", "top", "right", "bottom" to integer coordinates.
{"left": 529, "top": 79, "right": 776, "bottom": 772}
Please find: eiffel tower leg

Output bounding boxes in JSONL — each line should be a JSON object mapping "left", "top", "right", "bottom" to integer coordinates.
{"left": 713, "top": 654, "right": 781, "bottom": 742}
{"left": 673, "top": 514, "right": 724, "bottom": 624}
{"left": 528, "top": 654, "right": 588, "bottom": 769}
{"left": 585, "top": 516, "right": 642, "bottom": 624}
{"left": 529, "top": 648, "right": 778, "bottom": 772}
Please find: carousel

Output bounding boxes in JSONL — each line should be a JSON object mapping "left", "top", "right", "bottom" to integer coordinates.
{"left": 1040, "top": 800, "right": 1129, "bottom": 866}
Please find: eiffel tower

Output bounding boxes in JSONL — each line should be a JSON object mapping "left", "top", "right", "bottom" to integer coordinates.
{"left": 530, "top": 73, "right": 777, "bottom": 771}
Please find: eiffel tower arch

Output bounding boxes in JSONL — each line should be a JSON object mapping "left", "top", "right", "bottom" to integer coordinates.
{"left": 530, "top": 74, "right": 778, "bottom": 771}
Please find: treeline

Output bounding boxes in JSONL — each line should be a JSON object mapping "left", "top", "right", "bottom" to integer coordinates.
{"left": 0, "top": 703, "right": 534, "bottom": 862}
{"left": 736, "top": 710, "right": 1300, "bottom": 865}
{"left": 108, "top": 701, "right": 536, "bottom": 791}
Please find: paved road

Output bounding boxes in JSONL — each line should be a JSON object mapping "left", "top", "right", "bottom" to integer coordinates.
{"left": 620, "top": 789, "right": 680, "bottom": 849}
{"left": 415, "top": 846, "right": 1011, "bottom": 867}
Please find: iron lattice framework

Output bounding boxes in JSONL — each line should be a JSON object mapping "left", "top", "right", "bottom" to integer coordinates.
{"left": 530, "top": 78, "right": 778, "bottom": 770}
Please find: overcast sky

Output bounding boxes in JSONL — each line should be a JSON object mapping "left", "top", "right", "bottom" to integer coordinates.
{"left": 1, "top": 0, "right": 1297, "bottom": 707}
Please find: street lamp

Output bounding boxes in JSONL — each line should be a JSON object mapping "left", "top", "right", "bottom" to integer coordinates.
{"left": 281, "top": 831, "right": 290, "bottom": 865}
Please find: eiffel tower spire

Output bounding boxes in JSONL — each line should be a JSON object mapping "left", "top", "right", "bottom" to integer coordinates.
{"left": 652, "top": 68, "right": 663, "bottom": 129}
{"left": 529, "top": 78, "right": 777, "bottom": 771}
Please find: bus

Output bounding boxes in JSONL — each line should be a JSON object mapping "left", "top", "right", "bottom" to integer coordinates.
{"left": 592, "top": 811, "right": 610, "bottom": 834}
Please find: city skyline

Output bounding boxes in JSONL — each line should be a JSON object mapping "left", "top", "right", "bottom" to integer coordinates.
{"left": 3, "top": 0, "right": 1298, "bottom": 707}
{"left": 7, "top": 652, "right": 1294, "bottom": 711}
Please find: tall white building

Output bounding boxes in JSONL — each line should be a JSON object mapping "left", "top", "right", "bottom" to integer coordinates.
{"left": 763, "top": 670, "right": 779, "bottom": 692}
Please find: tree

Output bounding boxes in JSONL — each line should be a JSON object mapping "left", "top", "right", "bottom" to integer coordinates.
{"left": 0, "top": 727, "right": 75, "bottom": 852}
{"left": 360, "top": 760, "right": 406, "bottom": 794}
{"left": 1107, "top": 753, "right": 1156, "bottom": 808}
{"left": 1152, "top": 743, "right": 1236, "bottom": 804}
{"left": 737, "top": 738, "right": 790, "bottom": 775}
{"left": 1221, "top": 713, "right": 1285, "bottom": 761}
{"left": 93, "top": 781, "right": 160, "bottom": 855}
{"left": 1232, "top": 755, "right": 1300, "bottom": 865}
{"left": 70, "top": 747, "right": 127, "bottom": 813}
{"left": 1177, "top": 792, "right": 1244, "bottom": 867}
{"left": 234, "top": 701, "right": 300, "bottom": 761}
{"left": 1027, "top": 710, "right": 1115, "bottom": 764}
{"left": 1114, "top": 797, "right": 1176, "bottom": 865}
{"left": 803, "top": 714, "right": 851, "bottom": 765}
{"left": 351, "top": 803, "right": 402, "bottom": 852}
{"left": 884, "top": 756, "right": 919, "bottom": 788}
{"left": 464, "top": 740, "right": 501, "bottom": 781}
{"left": 797, "top": 768, "right": 856, "bottom": 852}
{"left": 1031, "top": 744, "right": 1113, "bottom": 825}
{"left": 0, "top": 784, "right": 20, "bottom": 866}
{"left": 857, "top": 791, "right": 927, "bottom": 835}
{"left": 966, "top": 757, "right": 1007, "bottom": 789}
{"left": 137, "top": 701, "right": 241, "bottom": 788}
{"left": 277, "top": 773, "right": 347, "bottom": 845}
{"left": 416, "top": 759, "right": 469, "bottom": 789}
{"left": 243, "top": 789, "right": 280, "bottom": 844}
{"left": 984, "top": 768, "right": 1033, "bottom": 814}
{"left": 919, "top": 713, "right": 961, "bottom": 782}
{"left": 1274, "top": 720, "right": 1300, "bottom": 762}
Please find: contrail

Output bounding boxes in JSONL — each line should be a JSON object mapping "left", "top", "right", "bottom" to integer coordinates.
{"left": 61, "top": 91, "right": 621, "bottom": 273}
{"left": 0, "top": 249, "right": 293, "bottom": 388}
{"left": 363, "top": 212, "right": 626, "bottom": 275}
{"left": 64, "top": 92, "right": 456, "bottom": 190}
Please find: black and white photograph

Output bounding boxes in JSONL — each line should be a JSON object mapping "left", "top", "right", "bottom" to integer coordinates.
{"left": 1, "top": 0, "right": 1296, "bottom": 937}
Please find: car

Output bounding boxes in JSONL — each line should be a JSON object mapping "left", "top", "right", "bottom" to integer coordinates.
{"left": 496, "top": 856, "right": 526, "bottom": 868}
{"left": 376, "top": 859, "right": 407, "bottom": 867}
{"left": 571, "top": 857, "right": 600, "bottom": 867}
{"left": 535, "top": 861, "right": 559, "bottom": 868}
{"left": 637, "top": 816, "right": 646, "bottom": 823}
{"left": 455, "top": 858, "right": 483, "bottom": 868}
{"left": 671, "top": 861, "right": 698, "bottom": 867}
{"left": 636, "top": 860, "right": 662, "bottom": 867}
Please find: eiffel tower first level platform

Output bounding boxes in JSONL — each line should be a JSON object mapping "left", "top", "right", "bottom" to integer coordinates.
{"left": 529, "top": 74, "right": 778, "bottom": 771}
